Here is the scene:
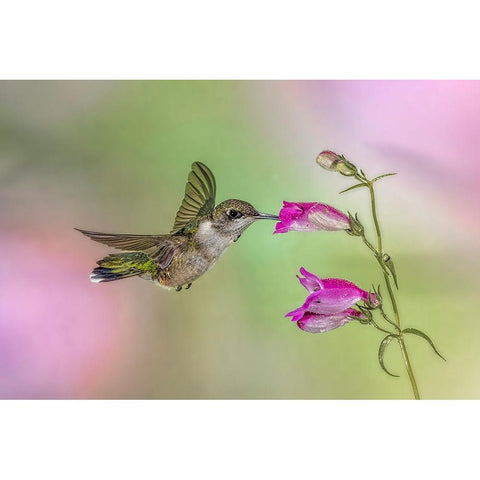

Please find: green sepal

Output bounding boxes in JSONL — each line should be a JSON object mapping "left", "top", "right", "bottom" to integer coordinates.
{"left": 371, "top": 283, "right": 383, "bottom": 306}
{"left": 346, "top": 212, "right": 364, "bottom": 236}
{"left": 356, "top": 304, "right": 373, "bottom": 320}
{"left": 340, "top": 182, "right": 366, "bottom": 194}
{"left": 382, "top": 253, "right": 398, "bottom": 289}
{"left": 402, "top": 328, "right": 446, "bottom": 361}
{"left": 378, "top": 335, "right": 400, "bottom": 377}
{"left": 372, "top": 172, "right": 397, "bottom": 183}
{"left": 349, "top": 314, "right": 369, "bottom": 325}
{"left": 360, "top": 290, "right": 379, "bottom": 310}
{"left": 337, "top": 159, "right": 358, "bottom": 176}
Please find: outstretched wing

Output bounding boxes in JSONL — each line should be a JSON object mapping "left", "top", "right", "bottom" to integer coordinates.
{"left": 75, "top": 229, "right": 187, "bottom": 270}
{"left": 171, "top": 162, "right": 216, "bottom": 232}
{"left": 75, "top": 229, "right": 167, "bottom": 251}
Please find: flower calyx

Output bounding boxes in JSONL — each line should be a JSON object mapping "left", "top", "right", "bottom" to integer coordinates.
{"left": 346, "top": 212, "right": 364, "bottom": 237}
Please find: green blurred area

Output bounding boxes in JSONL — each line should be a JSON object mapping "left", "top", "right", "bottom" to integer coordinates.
{"left": 1, "top": 81, "right": 476, "bottom": 398}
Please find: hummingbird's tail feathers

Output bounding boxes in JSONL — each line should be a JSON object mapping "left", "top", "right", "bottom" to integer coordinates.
{"left": 90, "top": 268, "right": 140, "bottom": 283}
{"left": 75, "top": 228, "right": 166, "bottom": 252}
{"left": 90, "top": 252, "right": 159, "bottom": 283}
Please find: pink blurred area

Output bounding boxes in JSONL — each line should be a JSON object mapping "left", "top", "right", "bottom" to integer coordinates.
{"left": 0, "top": 229, "right": 137, "bottom": 398}
{"left": 253, "top": 80, "right": 480, "bottom": 238}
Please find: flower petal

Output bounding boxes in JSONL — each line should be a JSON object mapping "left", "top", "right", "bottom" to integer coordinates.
{"left": 301, "top": 284, "right": 366, "bottom": 315}
{"left": 344, "top": 308, "right": 366, "bottom": 319}
{"left": 285, "top": 306, "right": 306, "bottom": 322}
{"left": 316, "top": 278, "right": 375, "bottom": 304}
{"left": 279, "top": 201, "right": 306, "bottom": 220}
{"left": 274, "top": 221, "right": 292, "bottom": 234}
{"left": 296, "top": 266, "right": 324, "bottom": 293}
{"left": 307, "top": 204, "right": 350, "bottom": 231}
{"left": 296, "top": 311, "right": 353, "bottom": 333}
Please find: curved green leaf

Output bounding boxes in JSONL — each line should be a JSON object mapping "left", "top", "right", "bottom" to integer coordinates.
{"left": 372, "top": 172, "right": 397, "bottom": 183}
{"left": 402, "top": 328, "right": 446, "bottom": 361}
{"left": 340, "top": 182, "right": 366, "bottom": 194}
{"left": 378, "top": 335, "right": 400, "bottom": 377}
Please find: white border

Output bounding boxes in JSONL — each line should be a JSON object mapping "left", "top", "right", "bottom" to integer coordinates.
{"left": 2, "top": 1, "right": 480, "bottom": 78}
{"left": 0, "top": 401, "right": 474, "bottom": 479}
{"left": 1, "top": 2, "right": 477, "bottom": 476}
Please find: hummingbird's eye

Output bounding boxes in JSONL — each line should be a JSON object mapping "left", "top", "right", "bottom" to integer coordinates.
{"left": 227, "top": 209, "right": 243, "bottom": 220}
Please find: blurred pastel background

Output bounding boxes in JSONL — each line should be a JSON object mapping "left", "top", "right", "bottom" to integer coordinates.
{"left": 0, "top": 80, "right": 478, "bottom": 399}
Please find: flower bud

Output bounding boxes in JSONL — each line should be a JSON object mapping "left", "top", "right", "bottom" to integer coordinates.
{"left": 316, "top": 150, "right": 342, "bottom": 171}
{"left": 336, "top": 159, "right": 358, "bottom": 176}
{"left": 316, "top": 150, "right": 358, "bottom": 176}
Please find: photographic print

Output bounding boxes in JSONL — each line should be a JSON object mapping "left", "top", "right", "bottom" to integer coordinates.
{"left": 1, "top": 80, "right": 477, "bottom": 399}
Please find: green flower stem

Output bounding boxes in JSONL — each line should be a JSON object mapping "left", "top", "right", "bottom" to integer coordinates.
{"left": 378, "top": 305, "right": 401, "bottom": 333}
{"left": 383, "top": 269, "right": 420, "bottom": 399}
{"left": 369, "top": 320, "right": 395, "bottom": 336}
{"left": 361, "top": 236, "right": 378, "bottom": 255}
{"left": 398, "top": 336, "right": 420, "bottom": 400}
{"left": 361, "top": 236, "right": 390, "bottom": 277}
{"left": 368, "top": 182, "right": 383, "bottom": 255}
{"left": 361, "top": 176, "right": 421, "bottom": 400}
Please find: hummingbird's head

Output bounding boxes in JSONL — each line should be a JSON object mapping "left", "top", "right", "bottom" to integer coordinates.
{"left": 210, "top": 199, "right": 279, "bottom": 242}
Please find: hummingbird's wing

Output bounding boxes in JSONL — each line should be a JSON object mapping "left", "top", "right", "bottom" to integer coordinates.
{"left": 147, "top": 235, "right": 189, "bottom": 269}
{"left": 171, "top": 162, "right": 216, "bottom": 233}
{"left": 75, "top": 229, "right": 168, "bottom": 251}
{"left": 75, "top": 229, "right": 184, "bottom": 269}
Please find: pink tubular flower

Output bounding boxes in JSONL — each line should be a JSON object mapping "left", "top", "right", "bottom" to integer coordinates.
{"left": 274, "top": 202, "right": 350, "bottom": 234}
{"left": 285, "top": 267, "right": 376, "bottom": 333}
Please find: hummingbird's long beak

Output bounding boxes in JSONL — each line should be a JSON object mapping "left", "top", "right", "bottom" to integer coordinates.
{"left": 254, "top": 212, "right": 280, "bottom": 221}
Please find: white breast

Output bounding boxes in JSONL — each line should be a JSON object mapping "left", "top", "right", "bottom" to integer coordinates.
{"left": 195, "top": 221, "right": 232, "bottom": 259}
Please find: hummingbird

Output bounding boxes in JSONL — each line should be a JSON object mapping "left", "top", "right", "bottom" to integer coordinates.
{"left": 76, "top": 162, "right": 279, "bottom": 291}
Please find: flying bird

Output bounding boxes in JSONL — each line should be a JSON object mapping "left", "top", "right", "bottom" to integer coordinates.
{"left": 76, "top": 162, "right": 279, "bottom": 291}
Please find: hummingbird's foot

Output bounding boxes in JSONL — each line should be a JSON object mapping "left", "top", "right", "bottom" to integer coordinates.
{"left": 175, "top": 285, "right": 182, "bottom": 292}
{"left": 185, "top": 283, "right": 192, "bottom": 290}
